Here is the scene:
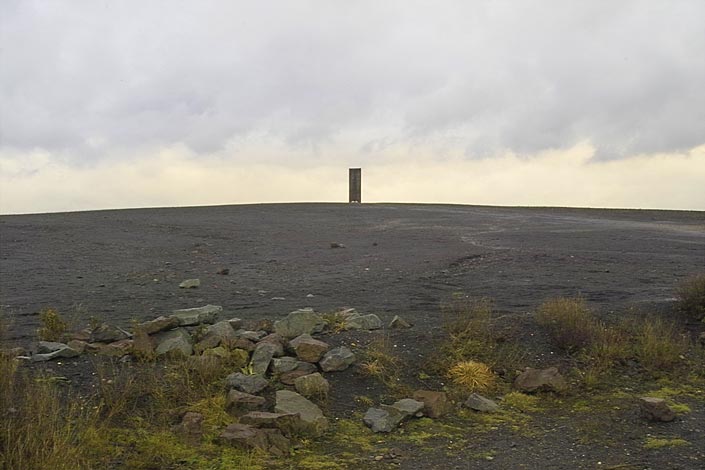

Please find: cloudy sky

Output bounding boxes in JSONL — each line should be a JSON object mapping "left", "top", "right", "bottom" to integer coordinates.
{"left": 1, "top": 0, "right": 704, "bottom": 214}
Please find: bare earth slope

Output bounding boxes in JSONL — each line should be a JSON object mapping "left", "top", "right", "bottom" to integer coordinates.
{"left": 1, "top": 203, "right": 704, "bottom": 342}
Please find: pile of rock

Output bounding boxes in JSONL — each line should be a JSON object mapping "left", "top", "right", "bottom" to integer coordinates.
{"left": 363, "top": 390, "right": 451, "bottom": 433}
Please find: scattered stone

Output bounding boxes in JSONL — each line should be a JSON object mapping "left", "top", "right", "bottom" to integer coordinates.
{"left": 294, "top": 373, "right": 330, "bottom": 399}
{"left": 171, "top": 412, "right": 204, "bottom": 443}
{"left": 138, "top": 316, "right": 180, "bottom": 335}
{"left": 97, "top": 339, "right": 134, "bottom": 357}
{"left": 413, "top": 390, "right": 451, "bottom": 418}
{"left": 464, "top": 393, "right": 499, "bottom": 412}
{"left": 219, "top": 423, "right": 290, "bottom": 456}
{"left": 171, "top": 305, "right": 222, "bottom": 326}
{"left": 389, "top": 315, "right": 413, "bottom": 329}
{"left": 37, "top": 341, "right": 69, "bottom": 354}
{"left": 640, "top": 397, "right": 676, "bottom": 422}
{"left": 251, "top": 342, "right": 279, "bottom": 375}
{"left": 390, "top": 398, "right": 425, "bottom": 417}
{"left": 279, "top": 370, "right": 312, "bottom": 385}
{"left": 225, "top": 372, "right": 269, "bottom": 395}
{"left": 344, "top": 313, "right": 382, "bottom": 330}
{"left": 31, "top": 345, "right": 80, "bottom": 362}
{"left": 363, "top": 406, "right": 405, "bottom": 433}
{"left": 319, "top": 346, "right": 355, "bottom": 372}
{"left": 514, "top": 367, "right": 567, "bottom": 393}
{"left": 330, "top": 242, "right": 345, "bottom": 248}
{"left": 273, "top": 308, "right": 326, "bottom": 339}
{"left": 226, "top": 390, "right": 267, "bottom": 414}
{"left": 217, "top": 268, "right": 230, "bottom": 275}
{"left": 90, "top": 323, "right": 130, "bottom": 343}
{"left": 179, "top": 278, "right": 201, "bottom": 288}
{"left": 153, "top": 328, "right": 193, "bottom": 357}
{"left": 194, "top": 320, "right": 238, "bottom": 352}
{"left": 275, "top": 390, "right": 328, "bottom": 436}
{"left": 289, "top": 334, "right": 330, "bottom": 363}
{"left": 239, "top": 411, "right": 300, "bottom": 437}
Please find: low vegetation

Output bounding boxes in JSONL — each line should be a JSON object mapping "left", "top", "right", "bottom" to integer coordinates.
{"left": 36, "top": 307, "right": 68, "bottom": 341}
{"left": 677, "top": 273, "right": 705, "bottom": 321}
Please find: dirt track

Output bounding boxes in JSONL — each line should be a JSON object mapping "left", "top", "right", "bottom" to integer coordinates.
{"left": 1, "top": 203, "right": 704, "bottom": 343}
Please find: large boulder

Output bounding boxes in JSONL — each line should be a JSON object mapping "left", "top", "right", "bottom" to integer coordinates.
{"left": 319, "top": 346, "right": 355, "bottom": 372}
{"left": 171, "top": 305, "right": 222, "bottom": 326}
{"left": 153, "top": 328, "right": 193, "bottom": 357}
{"left": 274, "top": 390, "right": 328, "bottom": 436}
{"left": 273, "top": 308, "right": 325, "bottom": 339}
{"left": 225, "top": 372, "right": 269, "bottom": 395}
{"left": 289, "top": 334, "right": 330, "bottom": 363}
{"left": 514, "top": 367, "right": 567, "bottom": 393}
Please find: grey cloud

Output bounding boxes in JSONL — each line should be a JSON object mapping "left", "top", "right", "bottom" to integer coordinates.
{"left": 1, "top": 0, "right": 704, "bottom": 164}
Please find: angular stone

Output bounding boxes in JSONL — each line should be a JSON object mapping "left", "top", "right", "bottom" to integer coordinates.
{"left": 225, "top": 372, "right": 269, "bottom": 395}
{"left": 257, "top": 334, "right": 286, "bottom": 356}
{"left": 97, "top": 339, "right": 133, "bottom": 357}
{"left": 226, "top": 390, "right": 267, "bottom": 414}
{"left": 194, "top": 320, "right": 238, "bottom": 352}
{"left": 273, "top": 308, "right": 325, "bottom": 339}
{"left": 279, "top": 370, "right": 311, "bottom": 385}
{"left": 90, "top": 323, "right": 130, "bottom": 343}
{"left": 179, "top": 278, "right": 200, "bottom": 288}
{"left": 251, "top": 342, "right": 279, "bottom": 375}
{"left": 271, "top": 356, "right": 300, "bottom": 374}
{"left": 464, "top": 393, "right": 499, "bottom": 412}
{"left": 31, "top": 345, "right": 80, "bottom": 362}
{"left": 232, "top": 338, "right": 256, "bottom": 352}
{"left": 37, "top": 341, "right": 69, "bottom": 354}
{"left": 137, "top": 316, "right": 180, "bottom": 335}
{"left": 413, "top": 390, "right": 451, "bottom": 418}
{"left": 239, "top": 411, "right": 300, "bottom": 437}
{"left": 219, "top": 423, "right": 290, "bottom": 456}
{"left": 227, "top": 317, "right": 243, "bottom": 330}
{"left": 171, "top": 412, "right": 204, "bottom": 443}
{"left": 363, "top": 406, "right": 405, "bottom": 433}
{"left": 389, "top": 315, "right": 413, "bottom": 329}
{"left": 640, "top": 397, "right": 676, "bottom": 422}
{"left": 319, "top": 346, "right": 355, "bottom": 372}
{"left": 289, "top": 334, "right": 330, "bottom": 363}
{"left": 344, "top": 313, "right": 382, "bottom": 330}
{"left": 236, "top": 330, "right": 267, "bottom": 342}
{"left": 275, "top": 390, "right": 328, "bottom": 436}
{"left": 153, "top": 328, "right": 193, "bottom": 357}
{"left": 294, "top": 373, "right": 330, "bottom": 399}
{"left": 390, "top": 398, "right": 425, "bottom": 417}
{"left": 514, "top": 367, "right": 567, "bottom": 393}
{"left": 171, "top": 305, "right": 222, "bottom": 326}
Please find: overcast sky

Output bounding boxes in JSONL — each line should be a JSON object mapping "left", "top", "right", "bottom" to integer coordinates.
{"left": 1, "top": 0, "right": 704, "bottom": 213}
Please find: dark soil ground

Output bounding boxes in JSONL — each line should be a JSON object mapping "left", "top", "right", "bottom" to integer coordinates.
{"left": 1, "top": 203, "right": 705, "bottom": 469}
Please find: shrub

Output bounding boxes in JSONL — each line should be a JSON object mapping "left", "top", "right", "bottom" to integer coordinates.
{"left": 37, "top": 307, "right": 68, "bottom": 341}
{"left": 677, "top": 274, "right": 705, "bottom": 321}
{"left": 632, "top": 316, "right": 689, "bottom": 371}
{"left": 447, "top": 360, "right": 495, "bottom": 392}
{"left": 358, "top": 336, "right": 401, "bottom": 389}
{"left": 535, "top": 298, "right": 604, "bottom": 352}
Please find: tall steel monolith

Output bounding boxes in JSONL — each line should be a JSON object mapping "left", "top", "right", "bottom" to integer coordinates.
{"left": 349, "top": 168, "right": 361, "bottom": 203}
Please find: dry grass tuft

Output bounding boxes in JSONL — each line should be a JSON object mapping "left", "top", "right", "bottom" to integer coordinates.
{"left": 677, "top": 274, "right": 705, "bottom": 321}
{"left": 36, "top": 307, "right": 68, "bottom": 341}
{"left": 358, "top": 336, "right": 402, "bottom": 389}
{"left": 535, "top": 298, "right": 604, "bottom": 352}
{"left": 631, "top": 316, "right": 689, "bottom": 371}
{"left": 447, "top": 360, "right": 496, "bottom": 392}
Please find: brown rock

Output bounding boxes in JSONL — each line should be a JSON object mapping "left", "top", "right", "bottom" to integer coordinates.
{"left": 219, "top": 423, "right": 290, "bottom": 456}
{"left": 97, "top": 339, "right": 133, "bottom": 357}
{"left": 138, "top": 316, "right": 180, "bottom": 335}
{"left": 232, "top": 338, "right": 256, "bottom": 352}
{"left": 225, "top": 390, "right": 267, "bottom": 414}
{"left": 640, "top": 397, "right": 676, "bottom": 422}
{"left": 171, "top": 412, "right": 204, "bottom": 443}
{"left": 514, "top": 367, "right": 567, "bottom": 393}
{"left": 279, "top": 370, "right": 311, "bottom": 385}
{"left": 239, "top": 411, "right": 300, "bottom": 437}
{"left": 66, "top": 340, "right": 87, "bottom": 354}
{"left": 289, "top": 334, "right": 329, "bottom": 363}
{"left": 413, "top": 390, "right": 451, "bottom": 418}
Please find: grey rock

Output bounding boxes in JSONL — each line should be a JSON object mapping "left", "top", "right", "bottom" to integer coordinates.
{"left": 273, "top": 308, "right": 325, "bottom": 339}
{"left": 37, "top": 341, "right": 69, "bottom": 354}
{"left": 236, "top": 330, "right": 267, "bottom": 342}
{"left": 464, "top": 393, "right": 499, "bottom": 412}
{"left": 294, "top": 372, "right": 330, "bottom": 399}
{"left": 289, "top": 334, "right": 329, "bottom": 363}
{"left": 227, "top": 317, "right": 243, "bottom": 330}
{"left": 514, "top": 367, "right": 567, "bottom": 393}
{"left": 225, "top": 390, "right": 267, "bottom": 414}
{"left": 363, "top": 406, "right": 405, "bottom": 433}
{"left": 90, "top": 323, "right": 130, "bottom": 343}
{"left": 137, "top": 316, "right": 180, "bottom": 335}
{"left": 391, "top": 398, "right": 425, "bottom": 417}
{"left": 389, "top": 315, "right": 413, "bottom": 329}
{"left": 239, "top": 411, "right": 300, "bottom": 437}
{"left": 153, "top": 328, "right": 193, "bottom": 357}
{"left": 274, "top": 390, "right": 328, "bottom": 436}
{"left": 226, "top": 372, "right": 269, "bottom": 395}
{"left": 319, "top": 346, "right": 355, "bottom": 372}
{"left": 179, "top": 278, "right": 200, "bottom": 288}
{"left": 640, "top": 397, "right": 676, "bottom": 422}
{"left": 194, "top": 320, "right": 238, "bottom": 352}
{"left": 171, "top": 304, "right": 222, "bottom": 326}
{"left": 219, "top": 423, "right": 290, "bottom": 456}
{"left": 31, "top": 346, "right": 80, "bottom": 362}
{"left": 271, "top": 356, "right": 300, "bottom": 374}
{"left": 251, "top": 342, "right": 279, "bottom": 375}
{"left": 344, "top": 313, "right": 382, "bottom": 330}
